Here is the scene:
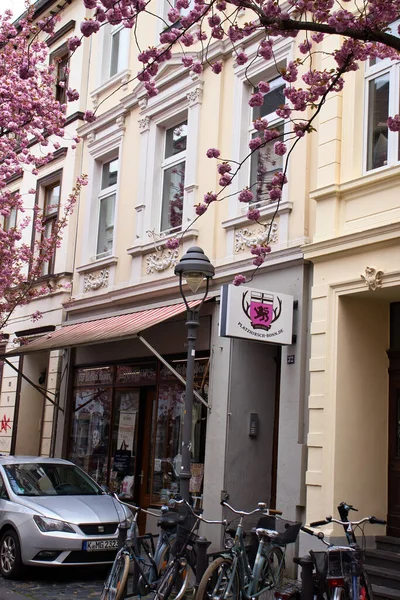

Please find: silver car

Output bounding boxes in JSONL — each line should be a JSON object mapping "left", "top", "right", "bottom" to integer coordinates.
{"left": 0, "top": 456, "right": 132, "bottom": 579}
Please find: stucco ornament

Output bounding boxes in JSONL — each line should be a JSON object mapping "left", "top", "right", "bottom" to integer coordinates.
{"left": 146, "top": 249, "right": 179, "bottom": 274}
{"left": 83, "top": 269, "right": 110, "bottom": 292}
{"left": 361, "top": 266, "right": 384, "bottom": 291}
{"left": 235, "top": 223, "right": 278, "bottom": 253}
{"left": 145, "top": 229, "right": 179, "bottom": 274}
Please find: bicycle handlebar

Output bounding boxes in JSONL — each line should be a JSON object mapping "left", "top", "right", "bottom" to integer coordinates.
{"left": 168, "top": 497, "right": 227, "bottom": 526}
{"left": 309, "top": 516, "right": 386, "bottom": 528}
{"left": 221, "top": 500, "right": 282, "bottom": 517}
{"left": 112, "top": 493, "right": 161, "bottom": 519}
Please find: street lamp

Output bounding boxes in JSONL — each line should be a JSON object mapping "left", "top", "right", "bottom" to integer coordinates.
{"left": 174, "top": 246, "right": 215, "bottom": 502}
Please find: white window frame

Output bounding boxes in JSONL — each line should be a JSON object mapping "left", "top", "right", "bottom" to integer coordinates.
{"left": 100, "top": 23, "right": 130, "bottom": 84}
{"left": 96, "top": 158, "right": 119, "bottom": 259}
{"left": 130, "top": 71, "right": 203, "bottom": 248}
{"left": 249, "top": 75, "right": 285, "bottom": 206}
{"left": 229, "top": 38, "right": 293, "bottom": 220}
{"left": 159, "top": 119, "right": 187, "bottom": 234}
{"left": 363, "top": 55, "right": 400, "bottom": 173}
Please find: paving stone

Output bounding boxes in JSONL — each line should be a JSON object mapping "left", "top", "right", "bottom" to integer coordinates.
{"left": 0, "top": 566, "right": 109, "bottom": 600}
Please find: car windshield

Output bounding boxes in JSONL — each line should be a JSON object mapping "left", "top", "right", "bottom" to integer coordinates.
{"left": 3, "top": 463, "right": 103, "bottom": 496}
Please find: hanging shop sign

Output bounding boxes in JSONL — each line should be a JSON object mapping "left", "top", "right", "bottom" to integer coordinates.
{"left": 219, "top": 284, "right": 294, "bottom": 345}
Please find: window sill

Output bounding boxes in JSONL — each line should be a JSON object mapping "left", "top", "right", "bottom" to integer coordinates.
{"left": 91, "top": 69, "right": 131, "bottom": 104}
{"left": 127, "top": 228, "right": 199, "bottom": 258}
{"left": 222, "top": 200, "right": 293, "bottom": 231}
{"left": 76, "top": 255, "right": 118, "bottom": 274}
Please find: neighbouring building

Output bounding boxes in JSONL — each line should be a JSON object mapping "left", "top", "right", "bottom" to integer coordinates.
{"left": 2, "top": 0, "right": 313, "bottom": 550}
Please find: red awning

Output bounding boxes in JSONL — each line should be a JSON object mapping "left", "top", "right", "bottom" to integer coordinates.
{"left": 7, "top": 301, "right": 197, "bottom": 355}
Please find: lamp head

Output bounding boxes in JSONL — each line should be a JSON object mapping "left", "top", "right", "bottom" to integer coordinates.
{"left": 174, "top": 246, "right": 215, "bottom": 293}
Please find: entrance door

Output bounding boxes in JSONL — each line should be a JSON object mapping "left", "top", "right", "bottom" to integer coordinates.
{"left": 388, "top": 350, "right": 400, "bottom": 537}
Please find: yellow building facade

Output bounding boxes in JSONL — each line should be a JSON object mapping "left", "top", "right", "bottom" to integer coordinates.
{"left": 303, "top": 37, "right": 400, "bottom": 537}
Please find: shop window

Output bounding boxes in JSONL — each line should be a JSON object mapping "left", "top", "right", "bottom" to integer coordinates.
{"left": 67, "top": 359, "right": 208, "bottom": 506}
{"left": 96, "top": 158, "right": 118, "bottom": 258}
{"left": 364, "top": 21, "right": 400, "bottom": 172}
{"left": 160, "top": 121, "right": 187, "bottom": 233}
{"left": 249, "top": 76, "right": 285, "bottom": 204}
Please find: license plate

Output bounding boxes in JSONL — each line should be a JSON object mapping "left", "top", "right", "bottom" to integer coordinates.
{"left": 83, "top": 539, "right": 119, "bottom": 551}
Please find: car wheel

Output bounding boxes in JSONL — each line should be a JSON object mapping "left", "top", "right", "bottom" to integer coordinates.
{"left": 0, "top": 529, "right": 23, "bottom": 579}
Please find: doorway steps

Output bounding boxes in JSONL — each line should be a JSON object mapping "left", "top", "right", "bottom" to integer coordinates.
{"left": 364, "top": 536, "right": 400, "bottom": 600}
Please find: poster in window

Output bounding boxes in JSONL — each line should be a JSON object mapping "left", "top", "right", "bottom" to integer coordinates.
{"left": 117, "top": 411, "right": 137, "bottom": 451}
{"left": 189, "top": 463, "right": 204, "bottom": 493}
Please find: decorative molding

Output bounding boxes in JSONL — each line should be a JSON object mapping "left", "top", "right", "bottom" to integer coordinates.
{"left": 186, "top": 87, "right": 203, "bottom": 107}
{"left": 83, "top": 269, "right": 110, "bottom": 292}
{"left": 138, "top": 96, "right": 148, "bottom": 110}
{"left": 116, "top": 115, "right": 125, "bottom": 130}
{"left": 146, "top": 249, "right": 179, "bottom": 274}
{"left": 138, "top": 116, "right": 151, "bottom": 132}
{"left": 90, "top": 69, "right": 131, "bottom": 109}
{"left": 361, "top": 266, "right": 384, "bottom": 291}
{"left": 77, "top": 255, "right": 118, "bottom": 274}
{"left": 87, "top": 132, "right": 96, "bottom": 145}
{"left": 222, "top": 201, "right": 293, "bottom": 231}
{"left": 127, "top": 228, "right": 199, "bottom": 258}
{"left": 235, "top": 223, "right": 278, "bottom": 252}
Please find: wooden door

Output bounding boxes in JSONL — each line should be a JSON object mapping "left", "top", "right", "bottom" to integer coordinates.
{"left": 136, "top": 387, "right": 156, "bottom": 533}
{"left": 388, "top": 351, "right": 400, "bottom": 537}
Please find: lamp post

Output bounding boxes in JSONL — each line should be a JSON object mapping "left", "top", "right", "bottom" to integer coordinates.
{"left": 174, "top": 246, "right": 215, "bottom": 502}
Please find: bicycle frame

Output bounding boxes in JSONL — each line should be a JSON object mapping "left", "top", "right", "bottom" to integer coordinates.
{"left": 221, "top": 502, "right": 285, "bottom": 600}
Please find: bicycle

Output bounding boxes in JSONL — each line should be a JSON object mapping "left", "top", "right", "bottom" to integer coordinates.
{"left": 302, "top": 506, "right": 386, "bottom": 600}
{"left": 101, "top": 497, "right": 184, "bottom": 600}
{"left": 196, "top": 500, "right": 301, "bottom": 600}
{"left": 102, "top": 495, "right": 225, "bottom": 600}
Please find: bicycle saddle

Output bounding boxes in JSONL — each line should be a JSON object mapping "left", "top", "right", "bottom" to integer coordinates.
{"left": 255, "top": 527, "right": 279, "bottom": 539}
{"left": 158, "top": 511, "right": 187, "bottom": 529}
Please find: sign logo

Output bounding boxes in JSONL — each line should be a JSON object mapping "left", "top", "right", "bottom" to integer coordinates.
{"left": 98, "top": 525, "right": 104, "bottom": 533}
{"left": 219, "top": 284, "right": 293, "bottom": 346}
{"left": 242, "top": 291, "right": 282, "bottom": 331}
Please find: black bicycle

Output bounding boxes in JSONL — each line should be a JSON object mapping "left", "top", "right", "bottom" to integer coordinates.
{"left": 302, "top": 504, "right": 385, "bottom": 600}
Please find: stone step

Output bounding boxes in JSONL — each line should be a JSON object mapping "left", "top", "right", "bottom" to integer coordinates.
{"left": 373, "top": 584, "right": 400, "bottom": 600}
{"left": 365, "top": 564, "right": 400, "bottom": 591}
{"left": 365, "top": 548, "right": 400, "bottom": 572}
{"left": 376, "top": 536, "right": 400, "bottom": 554}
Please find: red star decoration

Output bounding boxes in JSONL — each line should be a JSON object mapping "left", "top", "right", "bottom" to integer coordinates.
{"left": 0, "top": 415, "right": 11, "bottom": 433}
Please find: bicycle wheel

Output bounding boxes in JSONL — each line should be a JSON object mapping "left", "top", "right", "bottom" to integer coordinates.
{"left": 155, "top": 559, "right": 182, "bottom": 600}
{"left": 360, "top": 567, "right": 373, "bottom": 600}
{"left": 260, "top": 547, "right": 284, "bottom": 589}
{"left": 101, "top": 552, "right": 130, "bottom": 600}
{"left": 196, "top": 556, "right": 240, "bottom": 600}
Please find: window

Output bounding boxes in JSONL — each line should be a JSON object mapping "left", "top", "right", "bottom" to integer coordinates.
{"left": 160, "top": 121, "right": 187, "bottom": 232}
{"left": 365, "top": 21, "right": 400, "bottom": 171}
{"left": 102, "top": 25, "right": 129, "bottom": 82}
{"left": 51, "top": 46, "right": 69, "bottom": 105}
{"left": 249, "top": 76, "right": 285, "bottom": 203}
{"left": 96, "top": 158, "right": 118, "bottom": 258}
{"left": 4, "top": 192, "right": 18, "bottom": 232}
{"left": 0, "top": 475, "right": 8, "bottom": 500}
{"left": 41, "top": 180, "right": 61, "bottom": 276}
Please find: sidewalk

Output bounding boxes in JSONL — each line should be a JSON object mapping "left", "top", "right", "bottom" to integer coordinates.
{"left": 0, "top": 590, "right": 31, "bottom": 600}
{"left": 0, "top": 566, "right": 107, "bottom": 600}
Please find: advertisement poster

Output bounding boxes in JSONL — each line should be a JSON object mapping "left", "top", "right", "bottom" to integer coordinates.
{"left": 117, "top": 411, "right": 137, "bottom": 451}
{"left": 189, "top": 463, "right": 204, "bottom": 493}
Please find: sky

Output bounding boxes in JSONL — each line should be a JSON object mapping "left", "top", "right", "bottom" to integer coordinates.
{"left": 1, "top": 0, "right": 28, "bottom": 18}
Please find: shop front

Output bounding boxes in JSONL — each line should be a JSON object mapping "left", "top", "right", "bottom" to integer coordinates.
{"left": 67, "top": 358, "right": 208, "bottom": 508}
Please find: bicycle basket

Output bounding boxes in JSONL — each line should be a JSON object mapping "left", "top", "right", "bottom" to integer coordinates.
{"left": 172, "top": 504, "right": 199, "bottom": 554}
{"left": 255, "top": 515, "right": 302, "bottom": 546}
{"left": 310, "top": 548, "right": 363, "bottom": 578}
